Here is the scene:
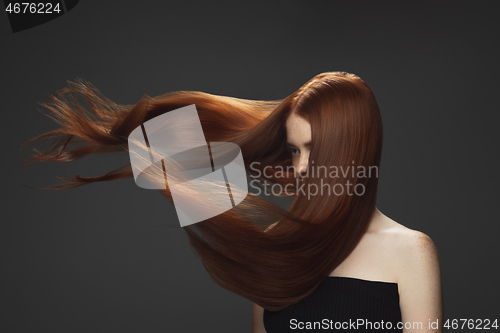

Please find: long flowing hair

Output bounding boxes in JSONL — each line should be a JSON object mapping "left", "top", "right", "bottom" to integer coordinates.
{"left": 20, "top": 71, "right": 383, "bottom": 311}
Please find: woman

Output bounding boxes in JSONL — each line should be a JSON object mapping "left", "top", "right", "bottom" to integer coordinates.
{"left": 21, "top": 72, "right": 443, "bottom": 332}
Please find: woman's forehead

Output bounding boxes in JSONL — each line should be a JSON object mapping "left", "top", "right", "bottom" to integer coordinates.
{"left": 286, "top": 113, "right": 311, "bottom": 144}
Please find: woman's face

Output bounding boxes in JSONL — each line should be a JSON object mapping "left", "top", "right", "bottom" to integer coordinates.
{"left": 285, "top": 112, "right": 311, "bottom": 178}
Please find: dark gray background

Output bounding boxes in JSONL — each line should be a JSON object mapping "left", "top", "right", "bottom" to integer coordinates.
{"left": 1, "top": 1, "right": 499, "bottom": 332}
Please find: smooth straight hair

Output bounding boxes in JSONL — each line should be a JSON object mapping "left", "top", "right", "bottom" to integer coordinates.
{"left": 20, "top": 71, "right": 383, "bottom": 311}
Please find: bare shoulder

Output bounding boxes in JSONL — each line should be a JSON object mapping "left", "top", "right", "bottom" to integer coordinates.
{"left": 387, "top": 223, "right": 438, "bottom": 265}
{"left": 375, "top": 213, "right": 437, "bottom": 255}
{"left": 378, "top": 215, "right": 440, "bottom": 286}
{"left": 397, "top": 229, "right": 438, "bottom": 257}
{"left": 376, "top": 213, "right": 444, "bottom": 325}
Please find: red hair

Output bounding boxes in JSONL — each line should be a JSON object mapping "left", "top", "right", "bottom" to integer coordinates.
{"left": 20, "top": 71, "right": 383, "bottom": 311}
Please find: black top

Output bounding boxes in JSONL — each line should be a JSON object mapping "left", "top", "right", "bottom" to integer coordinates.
{"left": 263, "top": 276, "right": 402, "bottom": 333}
